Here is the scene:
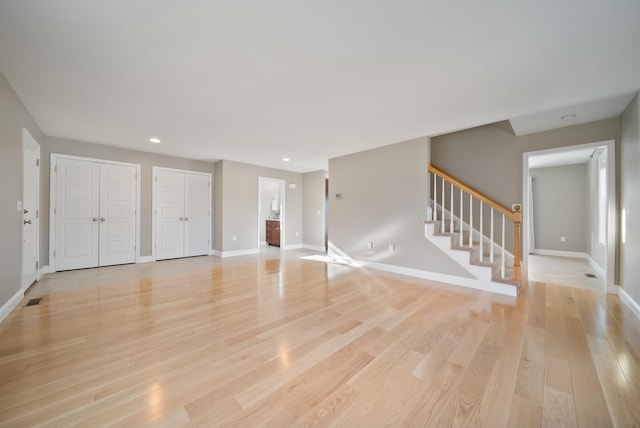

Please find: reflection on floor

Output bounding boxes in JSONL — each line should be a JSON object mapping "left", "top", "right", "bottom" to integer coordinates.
{"left": 29, "top": 247, "right": 322, "bottom": 297}
{"left": 527, "top": 253, "right": 604, "bottom": 290}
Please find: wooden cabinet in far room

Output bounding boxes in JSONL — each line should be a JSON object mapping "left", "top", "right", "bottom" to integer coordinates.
{"left": 266, "top": 220, "right": 280, "bottom": 247}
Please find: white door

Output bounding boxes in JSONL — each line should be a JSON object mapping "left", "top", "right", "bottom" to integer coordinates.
{"left": 185, "top": 173, "right": 210, "bottom": 256}
{"left": 22, "top": 130, "right": 40, "bottom": 290}
{"left": 55, "top": 158, "right": 100, "bottom": 270}
{"left": 99, "top": 164, "right": 137, "bottom": 266}
{"left": 155, "top": 170, "right": 185, "bottom": 260}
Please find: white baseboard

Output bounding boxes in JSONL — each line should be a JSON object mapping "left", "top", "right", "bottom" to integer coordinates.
{"left": 216, "top": 248, "right": 260, "bottom": 258}
{"left": 282, "top": 244, "right": 303, "bottom": 250}
{"left": 260, "top": 241, "right": 267, "bottom": 247}
{"left": 0, "top": 289, "right": 24, "bottom": 325}
{"left": 531, "top": 249, "right": 588, "bottom": 259}
{"left": 587, "top": 256, "right": 606, "bottom": 279}
{"left": 356, "top": 259, "right": 518, "bottom": 297}
{"left": 301, "top": 244, "right": 326, "bottom": 252}
{"left": 211, "top": 250, "right": 222, "bottom": 257}
{"left": 617, "top": 286, "right": 640, "bottom": 321}
{"left": 137, "top": 256, "right": 155, "bottom": 264}
{"left": 37, "top": 265, "right": 49, "bottom": 280}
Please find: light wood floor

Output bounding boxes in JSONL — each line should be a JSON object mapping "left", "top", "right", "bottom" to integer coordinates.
{"left": 1, "top": 254, "right": 639, "bottom": 427}
{"left": 528, "top": 254, "right": 604, "bottom": 291}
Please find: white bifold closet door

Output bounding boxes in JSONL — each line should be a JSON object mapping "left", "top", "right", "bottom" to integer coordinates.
{"left": 55, "top": 158, "right": 136, "bottom": 271}
{"left": 154, "top": 168, "right": 211, "bottom": 260}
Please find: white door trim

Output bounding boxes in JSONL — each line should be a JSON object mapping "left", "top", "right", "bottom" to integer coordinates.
{"left": 522, "top": 139, "right": 616, "bottom": 293}
{"left": 50, "top": 154, "right": 141, "bottom": 272}
{"left": 152, "top": 166, "right": 212, "bottom": 261}
{"left": 21, "top": 128, "right": 40, "bottom": 292}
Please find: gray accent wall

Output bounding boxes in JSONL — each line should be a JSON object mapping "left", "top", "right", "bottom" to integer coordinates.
{"left": 530, "top": 164, "right": 588, "bottom": 253}
{"left": 42, "top": 137, "right": 215, "bottom": 261}
{"left": 328, "top": 137, "right": 472, "bottom": 278}
{"left": 620, "top": 91, "right": 640, "bottom": 303}
{"left": 0, "top": 71, "right": 45, "bottom": 309}
{"left": 302, "top": 170, "right": 327, "bottom": 249}
{"left": 215, "top": 160, "right": 303, "bottom": 253}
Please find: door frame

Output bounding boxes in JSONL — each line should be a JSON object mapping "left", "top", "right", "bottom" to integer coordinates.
{"left": 522, "top": 139, "right": 616, "bottom": 293}
{"left": 49, "top": 154, "right": 141, "bottom": 272}
{"left": 22, "top": 128, "right": 40, "bottom": 291}
{"left": 257, "top": 176, "right": 286, "bottom": 250}
{"left": 151, "top": 166, "right": 212, "bottom": 261}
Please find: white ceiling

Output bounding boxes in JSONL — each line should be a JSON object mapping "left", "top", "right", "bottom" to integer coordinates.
{"left": 1, "top": 1, "right": 639, "bottom": 173}
{"left": 528, "top": 147, "right": 598, "bottom": 169}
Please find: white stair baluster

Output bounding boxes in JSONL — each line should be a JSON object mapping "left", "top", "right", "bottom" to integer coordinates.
{"left": 450, "top": 182, "right": 454, "bottom": 234}
{"left": 459, "top": 188, "right": 463, "bottom": 247}
{"left": 501, "top": 213, "right": 506, "bottom": 279}
{"left": 433, "top": 174, "right": 437, "bottom": 222}
{"left": 490, "top": 207, "right": 494, "bottom": 263}
{"left": 469, "top": 194, "right": 473, "bottom": 248}
{"left": 479, "top": 201, "right": 483, "bottom": 262}
{"left": 441, "top": 177, "right": 445, "bottom": 233}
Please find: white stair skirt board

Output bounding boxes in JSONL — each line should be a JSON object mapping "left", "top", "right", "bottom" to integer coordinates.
{"left": 357, "top": 259, "right": 518, "bottom": 297}
{"left": 0, "top": 289, "right": 24, "bottom": 325}
{"left": 618, "top": 286, "right": 640, "bottom": 321}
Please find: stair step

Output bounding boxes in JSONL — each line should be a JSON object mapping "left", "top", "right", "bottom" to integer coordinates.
{"left": 425, "top": 219, "right": 520, "bottom": 290}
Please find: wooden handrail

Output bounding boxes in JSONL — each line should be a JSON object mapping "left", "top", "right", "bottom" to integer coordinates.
{"left": 428, "top": 163, "right": 521, "bottom": 284}
{"left": 428, "top": 164, "right": 516, "bottom": 220}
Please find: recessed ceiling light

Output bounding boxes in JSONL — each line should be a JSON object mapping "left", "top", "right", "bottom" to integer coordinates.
{"left": 282, "top": 157, "right": 291, "bottom": 162}
{"left": 149, "top": 137, "right": 161, "bottom": 143}
{"left": 560, "top": 114, "right": 576, "bottom": 122}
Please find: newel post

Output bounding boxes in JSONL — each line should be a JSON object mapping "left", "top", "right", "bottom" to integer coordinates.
{"left": 513, "top": 205, "right": 522, "bottom": 283}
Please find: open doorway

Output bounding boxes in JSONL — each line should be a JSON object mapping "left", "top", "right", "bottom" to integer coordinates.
{"left": 257, "top": 177, "right": 286, "bottom": 251}
{"left": 522, "top": 140, "right": 616, "bottom": 293}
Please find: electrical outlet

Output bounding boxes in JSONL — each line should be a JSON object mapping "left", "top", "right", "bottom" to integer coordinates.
{"left": 296, "top": 232, "right": 299, "bottom": 237}
{"left": 389, "top": 244, "right": 396, "bottom": 252}
{"left": 367, "top": 241, "right": 373, "bottom": 249}
{"left": 232, "top": 235, "right": 237, "bottom": 242}
{"left": 560, "top": 236, "right": 566, "bottom": 242}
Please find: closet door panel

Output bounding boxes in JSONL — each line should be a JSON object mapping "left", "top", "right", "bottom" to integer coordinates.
{"left": 55, "top": 158, "right": 100, "bottom": 271}
{"left": 184, "top": 173, "right": 210, "bottom": 257}
{"left": 155, "top": 170, "right": 185, "bottom": 260}
{"left": 99, "top": 164, "right": 137, "bottom": 266}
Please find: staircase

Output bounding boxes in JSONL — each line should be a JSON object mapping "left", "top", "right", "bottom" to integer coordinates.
{"left": 425, "top": 164, "right": 521, "bottom": 296}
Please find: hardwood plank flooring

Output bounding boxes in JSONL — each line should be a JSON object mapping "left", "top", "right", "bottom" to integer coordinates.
{"left": 1, "top": 254, "right": 639, "bottom": 427}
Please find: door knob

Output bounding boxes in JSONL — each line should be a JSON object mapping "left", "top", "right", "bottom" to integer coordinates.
{"left": 92, "top": 218, "right": 98, "bottom": 222}
{"left": 179, "top": 217, "right": 184, "bottom": 221}
{"left": 184, "top": 217, "right": 189, "bottom": 221}
{"left": 100, "top": 218, "right": 106, "bottom": 222}
{"left": 23, "top": 209, "right": 29, "bottom": 214}
{"left": 24, "top": 219, "right": 32, "bottom": 225}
